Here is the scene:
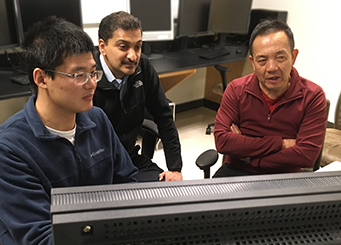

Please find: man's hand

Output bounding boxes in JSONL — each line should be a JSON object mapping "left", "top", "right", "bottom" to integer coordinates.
{"left": 232, "top": 123, "right": 296, "bottom": 150}
{"left": 282, "top": 139, "right": 296, "bottom": 149}
{"left": 230, "top": 123, "right": 249, "bottom": 162}
{"left": 230, "top": 123, "right": 241, "bottom": 134}
{"left": 159, "top": 171, "right": 183, "bottom": 181}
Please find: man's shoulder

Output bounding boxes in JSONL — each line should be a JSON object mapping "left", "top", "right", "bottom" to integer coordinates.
{"left": 85, "top": 106, "right": 107, "bottom": 120}
{"left": 300, "top": 77, "right": 323, "bottom": 90}
{"left": 296, "top": 75, "right": 325, "bottom": 99}
{"left": 233, "top": 73, "right": 255, "bottom": 84}
{"left": 290, "top": 67, "right": 323, "bottom": 94}
{"left": 0, "top": 109, "right": 26, "bottom": 131}
{"left": 0, "top": 110, "right": 30, "bottom": 145}
{"left": 85, "top": 106, "right": 114, "bottom": 128}
{"left": 229, "top": 73, "right": 256, "bottom": 91}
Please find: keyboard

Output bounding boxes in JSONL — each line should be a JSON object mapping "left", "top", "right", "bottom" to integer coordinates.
{"left": 10, "top": 73, "right": 30, "bottom": 85}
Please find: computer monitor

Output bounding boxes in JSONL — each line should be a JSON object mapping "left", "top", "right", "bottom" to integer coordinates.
{"left": 208, "top": 0, "right": 253, "bottom": 46}
{"left": 129, "top": 0, "right": 174, "bottom": 42}
{"left": 0, "top": 0, "right": 20, "bottom": 50}
{"left": 16, "top": 0, "right": 83, "bottom": 43}
{"left": 176, "top": 0, "right": 211, "bottom": 50}
{"left": 51, "top": 171, "right": 341, "bottom": 244}
{"left": 176, "top": 0, "right": 211, "bottom": 37}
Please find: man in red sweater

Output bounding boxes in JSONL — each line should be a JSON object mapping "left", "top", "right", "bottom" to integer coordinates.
{"left": 213, "top": 20, "right": 327, "bottom": 177}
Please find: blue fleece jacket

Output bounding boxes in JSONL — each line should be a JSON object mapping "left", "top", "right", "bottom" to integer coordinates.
{"left": 0, "top": 95, "right": 138, "bottom": 244}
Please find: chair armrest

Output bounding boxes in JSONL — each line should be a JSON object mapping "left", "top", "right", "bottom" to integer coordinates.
{"left": 196, "top": 149, "right": 219, "bottom": 170}
{"left": 141, "top": 119, "right": 160, "bottom": 138}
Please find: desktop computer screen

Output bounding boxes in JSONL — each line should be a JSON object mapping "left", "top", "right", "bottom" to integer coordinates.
{"left": 51, "top": 171, "right": 341, "bottom": 244}
{"left": 208, "top": 0, "right": 253, "bottom": 34}
{"left": 16, "top": 0, "right": 83, "bottom": 43}
{"left": 0, "top": 0, "right": 20, "bottom": 49}
{"left": 129, "top": 0, "right": 174, "bottom": 42}
{"left": 176, "top": 0, "right": 211, "bottom": 37}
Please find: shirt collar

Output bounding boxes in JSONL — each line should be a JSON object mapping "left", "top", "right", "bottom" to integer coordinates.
{"left": 99, "top": 54, "right": 128, "bottom": 85}
{"left": 100, "top": 54, "right": 115, "bottom": 83}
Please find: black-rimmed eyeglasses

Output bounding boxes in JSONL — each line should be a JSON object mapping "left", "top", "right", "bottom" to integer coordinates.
{"left": 44, "top": 69, "right": 103, "bottom": 85}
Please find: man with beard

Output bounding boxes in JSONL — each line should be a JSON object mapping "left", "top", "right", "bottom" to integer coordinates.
{"left": 94, "top": 11, "right": 183, "bottom": 182}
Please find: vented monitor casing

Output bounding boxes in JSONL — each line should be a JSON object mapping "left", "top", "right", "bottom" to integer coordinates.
{"left": 51, "top": 171, "right": 341, "bottom": 244}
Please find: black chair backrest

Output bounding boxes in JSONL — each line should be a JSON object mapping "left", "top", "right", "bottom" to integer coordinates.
{"left": 312, "top": 99, "right": 330, "bottom": 171}
{"left": 334, "top": 92, "right": 341, "bottom": 130}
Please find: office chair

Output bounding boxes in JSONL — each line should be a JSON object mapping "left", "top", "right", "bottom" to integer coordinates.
{"left": 139, "top": 100, "right": 175, "bottom": 159}
{"left": 139, "top": 119, "right": 160, "bottom": 159}
{"left": 196, "top": 100, "right": 330, "bottom": 178}
{"left": 321, "top": 93, "right": 341, "bottom": 167}
{"left": 196, "top": 64, "right": 231, "bottom": 177}
{"left": 205, "top": 64, "right": 232, "bottom": 135}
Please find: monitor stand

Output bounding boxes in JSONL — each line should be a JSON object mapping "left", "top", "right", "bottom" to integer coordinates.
{"left": 142, "top": 42, "right": 164, "bottom": 60}
{"left": 146, "top": 53, "right": 164, "bottom": 60}
{"left": 216, "top": 33, "right": 228, "bottom": 48}
{"left": 178, "top": 36, "right": 189, "bottom": 51}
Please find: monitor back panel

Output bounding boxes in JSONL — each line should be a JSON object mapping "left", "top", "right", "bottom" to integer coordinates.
{"left": 51, "top": 172, "right": 341, "bottom": 244}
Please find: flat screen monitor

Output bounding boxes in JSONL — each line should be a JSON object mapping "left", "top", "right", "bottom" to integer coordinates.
{"left": 176, "top": 0, "right": 211, "bottom": 37}
{"left": 0, "top": 0, "right": 20, "bottom": 49}
{"left": 16, "top": 0, "right": 83, "bottom": 43}
{"left": 208, "top": 0, "right": 252, "bottom": 35}
{"left": 51, "top": 171, "right": 341, "bottom": 244}
{"left": 129, "top": 0, "right": 174, "bottom": 42}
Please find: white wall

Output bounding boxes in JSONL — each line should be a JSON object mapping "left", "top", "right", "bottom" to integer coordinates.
{"left": 251, "top": 0, "right": 341, "bottom": 122}
{"left": 81, "top": 0, "right": 130, "bottom": 44}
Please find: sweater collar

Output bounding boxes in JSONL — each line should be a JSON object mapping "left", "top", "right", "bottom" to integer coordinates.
{"left": 25, "top": 95, "right": 96, "bottom": 140}
{"left": 247, "top": 67, "right": 303, "bottom": 100}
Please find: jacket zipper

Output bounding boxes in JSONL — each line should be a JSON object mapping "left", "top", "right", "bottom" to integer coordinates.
{"left": 73, "top": 146, "right": 83, "bottom": 185}
{"left": 247, "top": 89, "right": 302, "bottom": 122}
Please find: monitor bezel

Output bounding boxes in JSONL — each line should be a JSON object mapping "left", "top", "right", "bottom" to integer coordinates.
{"left": 176, "top": 0, "right": 211, "bottom": 37}
{"left": 0, "top": 0, "right": 21, "bottom": 50}
{"left": 15, "top": 0, "right": 83, "bottom": 45}
{"left": 207, "top": 0, "right": 253, "bottom": 35}
{"left": 129, "top": 0, "right": 174, "bottom": 42}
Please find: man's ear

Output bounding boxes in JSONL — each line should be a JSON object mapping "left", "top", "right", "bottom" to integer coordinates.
{"left": 98, "top": 39, "right": 107, "bottom": 56}
{"left": 33, "top": 68, "right": 48, "bottom": 89}
{"left": 292, "top": 48, "right": 299, "bottom": 65}
{"left": 248, "top": 55, "right": 256, "bottom": 71}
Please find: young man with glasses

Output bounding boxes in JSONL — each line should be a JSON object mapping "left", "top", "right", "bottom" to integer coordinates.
{"left": 94, "top": 11, "right": 183, "bottom": 182}
{"left": 0, "top": 16, "right": 138, "bottom": 244}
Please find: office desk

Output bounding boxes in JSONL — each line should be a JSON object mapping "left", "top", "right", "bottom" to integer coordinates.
{"left": 149, "top": 45, "right": 248, "bottom": 74}
{"left": 0, "top": 45, "right": 248, "bottom": 101}
{"left": 150, "top": 45, "right": 248, "bottom": 95}
{"left": 0, "top": 70, "right": 31, "bottom": 100}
